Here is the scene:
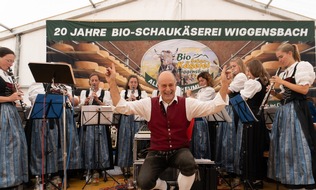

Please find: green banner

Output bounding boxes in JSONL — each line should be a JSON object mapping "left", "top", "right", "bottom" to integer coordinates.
{"left": 46, "top": 20, "right": 315, "bottom": 41}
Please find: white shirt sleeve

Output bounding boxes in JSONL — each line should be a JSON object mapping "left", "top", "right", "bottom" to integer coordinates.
{"left": 28, "top": 83, "right": 45, "bottom": 105}
{"left": 152, "top": 90, "right": 158, "bottom": 97}
{"left": 196, "top": 87, "right": 216, "bottom": 101}
{"left": 141, "top": 90, "right": 148, "bottom": 98}
{"left": 186, "top": 93, "right": 229, "bottom": 121}
{"left": 113, "top": 97, "right": 152, "bottom": 121}
{"left": 295, "top": 61, "right": 316, "bottom": 86}
{"left": 229, "top": 73, "right": 248, "bottom": 93}
{"left": 103, "top": 90, "right": 112, "bottom": 106}
{"left": 240, "top": 79, "right": 262, "bottom": 100}
{"left": 79, "top": 90, "right": 87, "bottom": 106}
{"left": 175, "top": 86, "right": 183, "bottom": 97}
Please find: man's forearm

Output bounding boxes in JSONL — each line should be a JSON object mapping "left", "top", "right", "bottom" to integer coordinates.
{"left": 108, "top": 79, "right": 121, "bottom": 106}
{"left": 218, "top": 82, "right": 229, "bottom": 101}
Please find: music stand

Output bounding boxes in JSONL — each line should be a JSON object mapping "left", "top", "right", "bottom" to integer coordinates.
{"left": 207, "top": 108, "right": 237, "bottom": 189}
{"left": 28, "top": 94, "right": 64, "bottom": 120}
{"left": 81, "top": 105, "right": 119, "bottom": 189}
{"left": 28, "top": 93, "right": 64, "bottom": 190}
{"left": 230, "top": 94, "right": 258, "bottom": 190}
{"left": 29, "top": 62, "right": 75, "bottom": 190}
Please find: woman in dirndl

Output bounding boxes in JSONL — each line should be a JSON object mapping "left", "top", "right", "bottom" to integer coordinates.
{"left": 0, "top": 47, "right": 28, "bottom": 189}
{"left": 116, "top": 75, "right": 148, "bottom": 178}
{"left": 186, "top": 71, "right": 216, "bottom": 159}
{"left": 79, "top": 73, "right": 113, "bottom": 182}
{"left": 216, "top": 57, "right": 247, "bottom": 174}
{"left": 268, "top": 43, "right": 316, "bottom": 189}
{"left": 238, "top": 59, "right": 270, "bottom": 188}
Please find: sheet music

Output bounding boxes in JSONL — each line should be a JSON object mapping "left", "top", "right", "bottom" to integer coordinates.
{"left": 134, "top": 114, "right": 145, "bottom": 121}
{"left": 81, "top": 105, "right": 113, "bottom": 125}
{"left": 206, "top": 109, "right": 232, "bottom": 122}
{"left": 138, "top": 124, "right": 151, "bottom": 134}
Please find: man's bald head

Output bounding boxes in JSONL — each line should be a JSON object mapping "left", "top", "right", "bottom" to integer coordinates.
{"left": 158, "top": 71, "right": 177, "bottom": 85}
{"left": 157, "top": 71, "right": 177, "bottom": 104}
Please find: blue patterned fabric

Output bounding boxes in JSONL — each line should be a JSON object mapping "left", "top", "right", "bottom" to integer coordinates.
{"left": 58, "top": 109, "right": 82, "bottom": 170}
{"left": 0, "top": 103, "right": 28, "bottom": 188}
{"left": 30, "top": 109, "right": 82, "bottom": 174}
{"left": 116, "top": 114, "right": 142, "bottom": 167}
{"left": 190, "top": 117, "right": 211, "bottom": 159}
{"left": 30, "top": 119, "right": 59, "bottom": 175}
{"left": 216, "top": 105, "right": 237, "bottom": 173}
{"left": 268, "top": 102, "right": 315, "bottom": 185}
{"left": 79, "top": 124, "right": 111, "bottom": 170}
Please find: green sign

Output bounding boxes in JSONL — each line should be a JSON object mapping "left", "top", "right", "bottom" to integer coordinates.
{"left": 46, "top": 20, "right": 315, "bottom": 41}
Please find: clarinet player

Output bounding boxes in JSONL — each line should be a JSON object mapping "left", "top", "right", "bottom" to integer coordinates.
{"left": 268, "top": 43, "right": 316, "bottom": 189}
{"left": 78, "top": 72, "right": 112, "bottom": 183}
{"left": 0, "top": 47, "right": 28, "bottom": 189}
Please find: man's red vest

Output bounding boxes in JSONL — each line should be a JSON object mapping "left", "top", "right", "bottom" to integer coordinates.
{"left": 148, "top": 96, "right": 190, "bottom": 151}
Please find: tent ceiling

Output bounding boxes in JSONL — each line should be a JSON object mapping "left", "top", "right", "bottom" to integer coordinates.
{"left": 0, "top": 0, "right": 104, "bottom": 32}
{"left": 255, "top": 0, "right": 316, "bottom": 20}
{"left": 0, "top": 0, "right": 315, "bottom": 33}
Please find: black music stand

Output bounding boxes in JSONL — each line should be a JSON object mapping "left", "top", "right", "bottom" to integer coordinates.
{"left": 206, "top": 109, "right": 237, "bottom": 189}
{"left": 29, "top": 62, "right": 75, "bottom": 190}
{"left": 230, "top": 94, "right": 258, "bottom": 190}
{"left": 81, "top": 105, "right": 119, "bottom": 189}
{"left": 29, "top": 94, "right": 64, "bottom": 190}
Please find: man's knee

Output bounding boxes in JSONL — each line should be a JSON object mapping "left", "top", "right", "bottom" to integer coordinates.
{"left": 137, "top": 174, "right": 156, "bottom": 189}
{"left": 179, "top": 161, "right": 197, "bottom": 176}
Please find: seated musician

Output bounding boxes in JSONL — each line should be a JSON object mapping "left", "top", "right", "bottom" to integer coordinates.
{"left": 104, "top": 63, "right": 230, "bottom": 190}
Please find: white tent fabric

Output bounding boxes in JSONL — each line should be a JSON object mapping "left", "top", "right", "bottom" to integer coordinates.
{"left": 1, "top": 0, "right": 315, "bottom": 32}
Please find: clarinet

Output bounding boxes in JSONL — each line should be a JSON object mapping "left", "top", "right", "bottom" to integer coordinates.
{"left": 257, "top": 67, "right": 282, "bottom": 116}
{"left": 7, "top": 68, "right": 28, "bottom": 120}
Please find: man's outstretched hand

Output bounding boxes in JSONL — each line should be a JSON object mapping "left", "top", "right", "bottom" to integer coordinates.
{"left": 105, "top": 63, "right": 116, "bottom": 84}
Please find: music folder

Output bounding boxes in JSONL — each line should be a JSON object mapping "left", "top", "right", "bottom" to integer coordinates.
{"left": 264, "top": 106, "right": 277, "bottom": 124}
{"left": 81, "top": 105, "right": 113, "bottom": 125}
{"left": 28, "top": 62, "right": 75, "bottom": 85}
{"left": 207, "top": 109, "right": 232, "bottom": 122}
{"left": 229, "top": 94, "right": 258, "bottom": 123}
{"left": 28, "top": 94, "right": 64, "bottom": 119}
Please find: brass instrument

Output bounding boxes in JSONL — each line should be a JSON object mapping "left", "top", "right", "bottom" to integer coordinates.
{"left": 7, "top": 68, "right": 28, "bottom": 120}
{"left": 257, "top": 67, "right": 282, "bottom": 116}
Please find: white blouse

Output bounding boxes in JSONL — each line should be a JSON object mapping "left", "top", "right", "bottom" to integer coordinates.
{"left": 120, "top": 89, "right": 148, "bottom": 99}
{"left": 196, "top": 86, "right": 216, "bottom": 101}
{"left": 279, "top": 61, "right": 315, "bottom": 93}
{"left": 240, "top": 78, "right": 262, "bottom": 100}
{"left": 229, "top": 72, "right": 248, "bottom": 93}
{"left": 79, "top": 88, "right": 112, "bottom": 106}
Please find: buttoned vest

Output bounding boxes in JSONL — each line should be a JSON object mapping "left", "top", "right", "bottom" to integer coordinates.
{"left": 148, "top": 96, "right": 190, "bottom": 151}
